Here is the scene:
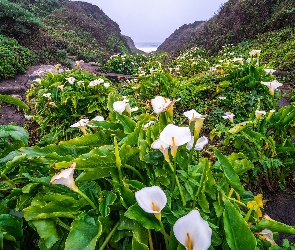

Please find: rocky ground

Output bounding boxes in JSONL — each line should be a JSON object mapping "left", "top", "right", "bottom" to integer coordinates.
{"left": 0, "top": 65, "right": 295, "bottom": 245}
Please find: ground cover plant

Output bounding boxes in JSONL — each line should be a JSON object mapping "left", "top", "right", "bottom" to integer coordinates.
{"left": 1, "top": 45, "right": 295, "bottom": 249}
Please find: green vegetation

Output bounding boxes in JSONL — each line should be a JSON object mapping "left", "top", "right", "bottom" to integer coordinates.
{"left": 0, "top": 0, "right": 295, "bottom": 248}
{"left": 0, "top": 35, "right": 36, "bottom": 79}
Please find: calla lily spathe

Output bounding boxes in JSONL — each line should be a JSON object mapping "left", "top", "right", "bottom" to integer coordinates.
{"left": 222, "top": 112, "right": 235, "bottom": 123}
{"left": 183, "top": 109, "right": 206, "bottom": 138}
{"left": 50, "top": 162, "right": 78, "bottom": 192}
{"left": 255, "top": 110, "right": 266, "bottom": 119}
{"left": 261, "top": 80, "right": 282, "bottom": 96}
{"left": 159, "top": 124, "right": 191, "bottom": 157}
{"left": 113, "top": 97, "right": 138, "bottom": 115}
{"left": 151, "top": 96, "right": 179, "bottom": 114}
{"left": 151, "top": 138, "right": 170, "bottom": 162}
{"left": 65, "top": 77, "right": 76, "bottom": 85}
{"left": 183, "top": 109, "right": 203, "bottom": 122}
{"left": 173, "top": 210, "right": 212, "bottom": 250}
{"left": 70, "top": 118, "right": 89, "bottom": 134}
{"left": 135, "top": 186, "right": 167, "bottom": 220}
{"left": 186, "top": 136, "right": 208, "bottom": 151}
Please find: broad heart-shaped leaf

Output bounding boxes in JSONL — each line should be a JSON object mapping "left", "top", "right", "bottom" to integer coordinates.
{"left": 122, "top": 114, "right": 150, "bottom": 146}
{"left": 59, "top": 130, "right": 112, "bottom": 147}
{"left": 31, "top": 219, "right": 59, "bottom": 248}
{"left": 212, "top": 147, "right": 245, "bottom": 192}
{"left": 223, "top": 199, "right": 256, "bottom": 250}
{"left": 65, "top": 212, "right": 102, "bottom": 250}
{"left": 0, "top": 125, "right": 29, "bottom": 146}
{"left": 76, "top": 168, "right": 111, "bottom": 182}
{"left": 251, "top": 219, "right": 295, "bottom": 234}
{"left": 124, "top": 204, "right": 161, "bottom": 231}
{"left": 132, "top": 235, "right": 149, "bottom": 250}
{"left": 99, "top": 191, "right": 117, "bottom": 217}
{"left": 118, "top": 215, "right": 148, "bottom": 247}
{"left": 0, "top": 94, "right": 29, "bottom": 113}
{"left": 0, "top": 214, "right": 22, "bottom": 240}
{"left": 55, "top": 145, "right": 116, "bottom": 170}
{"left": 23, "top": 199, "right": 83, "bottom": 221}
{"left": 116, "top": 114, "right": 136, "bottom": 134}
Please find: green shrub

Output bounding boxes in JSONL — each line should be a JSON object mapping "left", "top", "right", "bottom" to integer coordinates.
{"left": 0, "top": 0, "right": 43, "bottom": 37}
{"left": 0, "top": 35, "right": 36, "bottom": 79}
{"left": 26, "top": 69, "right": 115, "bottom": 142}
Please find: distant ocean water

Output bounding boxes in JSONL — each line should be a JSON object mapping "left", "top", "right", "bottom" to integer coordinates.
{"left": 135, "top": 42, "right": 161, "bottom": 53}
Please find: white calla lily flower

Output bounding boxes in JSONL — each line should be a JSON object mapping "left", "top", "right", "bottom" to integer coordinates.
{"left": 50, "top": 162, "right": 78, "bottom": 192}
{"left": 183, "top": 109, "right": 203, "bottom": 122}
{"left": 42, "top": 93, "right": 51, "bottom": 98}
{"left": 160, "top": 124, "right": 191, "bottom": 157}
{"left": 222, "top": 112, "right": 235, "bottom": 123}
{"left": 65, "top": 77, "right": 76, "bottom": 84}
{"left": 186, "top": 136, "right": 208, "bottom": 151}
{"left": 113, "top": 97, "right": 137, "bottom": 115}
{"left": 261, "top": 80, "right": 282, "bottom": 96}
{"left": 173, "top": 210, "right": 212, "bottom": 250}
{"left": 70, "top": 119, "right": 89, "bottom": 134}
{"left": 249, "top": 50, "right": 261, "bottom": 57}
{"left": 255, "top": 110, "right": 266, "bottom": 119}
{"left": 264, "top": 69, "right": 275, "bottom": 75}
{"left": 135, "top": 186, "right": 167, "bottom": 220}
{"left": 91, "top": 116, "right": 105, "bottom": 121}
{"left": 151, "top": 138, "right": 170, "bottom": 162}
{"left": 151, "top": 96, "right": 179, "bottom": 114}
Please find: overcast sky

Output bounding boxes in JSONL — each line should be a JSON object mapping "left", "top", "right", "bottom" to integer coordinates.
{"left": 72, "top": 0, "right": 228, "bottom": 43}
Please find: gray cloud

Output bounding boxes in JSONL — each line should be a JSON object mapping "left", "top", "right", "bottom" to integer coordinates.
{"left": 71, "top": 0, "right": 228, "bottom": 42}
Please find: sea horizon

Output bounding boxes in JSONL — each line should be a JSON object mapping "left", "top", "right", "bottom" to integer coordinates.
{"left": 134, "top": 42, "right": 162, "bottom": 53}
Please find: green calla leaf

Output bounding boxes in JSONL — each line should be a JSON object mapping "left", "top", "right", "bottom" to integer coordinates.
{"left": 65, "top": 212, "right": 102, "bottom": 250}
{"left": 31, "top": 219, "right": 59, "bottom": 249}
{"left": 116, "top": 114, "right": 136, "bottom": 133}
{"left": 125, "top": 204, "right": 161, "bottom": 231}
{"left": 251, "top": 219, "right": 295, "bottom": 234}
{"left": 0, "top": 214, "right": 22, "bottom": 241}
{"left": 223, "top": 199, "right": 256, "bottom": 250}
{"left": 212, "top": 147, "right": 245, "bottom": 192}
{"left": 99, "top": 191, "right": 117, "bottom": 217}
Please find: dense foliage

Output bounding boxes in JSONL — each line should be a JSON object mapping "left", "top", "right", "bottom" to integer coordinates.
{"left": 0, "top": 0, "right": 43, "bottom": 38}
{"left": 0, "top": 35, "right": 36, "bottom": 79}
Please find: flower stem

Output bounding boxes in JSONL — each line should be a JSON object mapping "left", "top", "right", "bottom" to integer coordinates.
{"left": 114, "top": 137, "right": 123, "bottom": 184}
{"left": 159, "top": 219, "right": 169, "bottom": 250}
{"left": 77, "top": 189, "right": 97, "bottom": 211}
{"left": 99, "top": 221, "right": 120, "bottom": 250}
{"left": 56, "top": 218, "right": 70, "bottom": 231}
{"left": 168, "top": 162, "right": 186, "bottom": 207}
{"left": 170, "top": 157, "right": 177, "bottom": 192}
{"left": 123, "top": 164, "right": 145, "bottom": 183}
{"left": 148, "top": 230, "right": 154, "bottom": 250}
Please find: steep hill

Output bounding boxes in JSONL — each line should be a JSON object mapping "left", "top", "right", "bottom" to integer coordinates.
{"left": 157, "top": 0, "right": 295, "bottom": 55}
{"left": 2, "top": 0, "right": 131, "bottom": 66}
{"left": 157, "top": 21, "right": 205, "bottom": 54}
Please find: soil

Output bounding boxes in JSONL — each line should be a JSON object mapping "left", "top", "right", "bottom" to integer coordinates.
{"left": 0, "top": 65, "right": 295, "bottom": 245}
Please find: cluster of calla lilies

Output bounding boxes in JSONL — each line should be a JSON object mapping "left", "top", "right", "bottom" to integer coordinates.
{"left": 50, "top": 165, "right": 212, "bottom": 249}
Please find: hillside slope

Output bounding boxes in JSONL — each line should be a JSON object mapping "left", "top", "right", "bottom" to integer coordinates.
{"left": 3, "top": 0, "right": 131, "bottom": 65}
{"left": 157, "top": 21, "right": 205, "bottom": 54}
{"left": 158, "top": 0, "right": 295, "bottom": 55}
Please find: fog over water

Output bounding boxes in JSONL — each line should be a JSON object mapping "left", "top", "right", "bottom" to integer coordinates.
{"left": 72, "top": 0, "right": 228, "bottom": 43}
